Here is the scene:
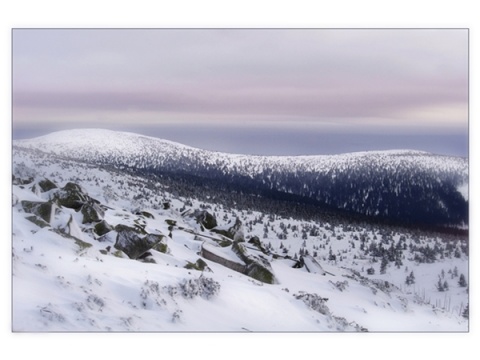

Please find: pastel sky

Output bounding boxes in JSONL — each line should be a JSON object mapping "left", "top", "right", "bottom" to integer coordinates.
{"left": 12, "top": 29, "right": 468, "bottom": 156}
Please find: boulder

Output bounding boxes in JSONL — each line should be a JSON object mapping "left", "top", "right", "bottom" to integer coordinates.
{"left": 81, "top": 202, "right": 105, "bottom": 224}
{"left": 201, "top": 242, "right": 246, "bottom": 274}
{"left": 232, "top": 241, "right": 277, "bottom": 284}
{"left": 25, "top": 215, "right": 50, "bottom": 228}
{"left": 136, "top": 211, "right": 154, "bottom": 219}
{"left": 21, "top": 200, "right": 54, "bottom": 224}
{"left": 94, "top": 220, "right": 113, "bottom": 236}
{"left": 248, "top": 235, "right": 268, "bottom": 254}
{"left": 53, "top": 182, "right": 91, "bottom": 210}
{"left": 211, "top": 217, "right": 243, "bottom": 240}
{"left": 37, "top": 178, "right": 58, "bottom": 192}
{"left": 114, "top": 224, "right": 166, "bottom": 259}
{"left": 302, "top": 255, "right": 326, "bottom": 275}
{"left": 193, "top": 210, "right": 218, "bottom": 230}
{"left": 185, "top": 258, "right": 212, "bottom": 272}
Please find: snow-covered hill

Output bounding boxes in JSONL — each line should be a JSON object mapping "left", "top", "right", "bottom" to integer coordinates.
{"left": 12, "top": 144, "right": 469, "bottom": 332}
{"left": 14, "top": 128, "right": 467, "bottom": 176}
{"left": 14, "top": 129, "right": 469, "bottom": 228}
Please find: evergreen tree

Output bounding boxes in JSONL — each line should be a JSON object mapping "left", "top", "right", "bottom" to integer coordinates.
{"left": 405, "top": 271, "right": 415, "bottom": 285}
{"left": 462, "top": 303, "right": 469, "bottom": 319}
{"left": 443, "top": 280, "right": 449, "bottom": 291}
{"left": 458, "top": 274, "right": 468, "bottom": 288}
{"left": 436, "top": 277, "right": 444, "bottom": 292}
{"left": 380, "top": 256, "right": 388, "bottom": 274}
{"left": 328, "top": 247, "right": 336, "bottom": 261}
{"left": 453, "top": 266, "right": 459, "bottom": 277}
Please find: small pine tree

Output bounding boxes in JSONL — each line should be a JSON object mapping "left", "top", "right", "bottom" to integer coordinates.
{"left": 462, "top": 303, "right": 469, "bottom": 319}
{"left": 436, "top": 277, "right": 444, "bottom": 292}
{"left": 443, "top": 280, "right": 449, "bottom": 291}
{"left": 405, "top": 271, "right": 415, "bottom": 285}
{"left": 328, "top": 247, "right": 336, "bottom": 261}
{"left": 453, "top": 266, "right": 459, "bottom": 277}
{"left": 458, "top": 274, "right": 467, "bottom": 288}
{"left": 380, "top": 256, "right": 388, "bottom": 274}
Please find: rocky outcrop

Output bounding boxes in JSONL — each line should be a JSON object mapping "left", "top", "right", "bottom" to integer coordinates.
{"left": 201, "top": 239, "right": 277, "bottom": 284}
{"left": 201, "top": 243, "right": 246, "bottom": 274}
{"left": 52, "top": 182, "right": 91, "bottom": 210}
{"left": 49, "top": 182, "right": 106, "bottom": 224}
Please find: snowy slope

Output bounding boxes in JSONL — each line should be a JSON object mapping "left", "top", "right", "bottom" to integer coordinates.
{"left": 12, "top": 146, "right": 469, "bottom": 332}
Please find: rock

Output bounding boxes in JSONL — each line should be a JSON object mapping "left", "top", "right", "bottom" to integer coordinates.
{"left": 13, "top": 174, "right": 34, "bottom": 185}
{"left": 302, "top": 255, "right": 326, "bottom": 275}
{"left": 37, "top": 178, "right": 58, "bottom": 192}
{"left": 211, "top": 217, "right": 243, "bottom": 240}
{"left": 25, "top": 215, "right": 50, "bottom": 228}
{"left": 232, "top": 241, "right": 277, "bottom": 284}
{"left": 201, "top": 242, "right": 246, "bottom": 274}
{"left": 94, "top": 220, "right": 113, "bottom": 236}
{"left": 137, "top": 251, "right": 156, "bottom": 263}
{"left": 185, "top": 258, "right": 212, "bottom": 272}
{"left": 53, "top": 182, "right": 91, "bottom": 210}
{"left": 193, "top": 210, "right": 218, "bottom": 230}
{"left": 165, "top": 219, "right": 177, "bottom": 226}
{"left": 114, "top": 224, "right": 166, "bottom": 259}
{"left": 152, "top": 239, "right": 169, "bottom": 254}
{"left": 21, "top": 200, "right": 54, "bottom": 223}
{"left": 248, "top": 235, "right": 268, "bottom": 254}
{"left": 136, "top": 211, "right": 154, "bottom": 219}
{"left": 81, "top": 202, "right": 105, "bottom": 224}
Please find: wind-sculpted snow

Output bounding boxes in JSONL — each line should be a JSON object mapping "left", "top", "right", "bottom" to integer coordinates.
{"left": 15, "top": 129, "right": 468, "bottom": 227}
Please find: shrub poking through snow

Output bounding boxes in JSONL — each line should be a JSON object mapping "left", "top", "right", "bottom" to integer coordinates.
{"left": 179, "top": 276, "right": 221, "bottom": 300}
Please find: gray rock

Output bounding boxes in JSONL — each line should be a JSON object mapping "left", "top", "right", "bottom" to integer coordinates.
{"left": 21, "top": 200, "right": 54, "bottom": 224}
{"left": 81, "top": 202, "right": 105, "bottom": 224}
{"left": 193, "top": 210, "right": 218, "bottom": 230}
{"left": 114, "top": 224, "right": 166, "bottom": 259}
{"left": 232, "top": 241, "right": 277, "bottom": 284}
{"left": 53, "top": 182, "right": 91, "bottom": 210}
{"left": 37, "top": 178, "right": 58, "bottom": 192}
{"left": 94, "top": 220, "right": 113, "bottom": 236}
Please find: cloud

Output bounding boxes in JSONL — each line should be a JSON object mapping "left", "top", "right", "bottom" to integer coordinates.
{"left": 12, "top": 29, "right": 468, "bottom": 135}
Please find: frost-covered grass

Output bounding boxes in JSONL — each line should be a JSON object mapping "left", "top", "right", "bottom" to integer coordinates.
{"left": 11, "top": 147, "right": 469, "bottom": 332}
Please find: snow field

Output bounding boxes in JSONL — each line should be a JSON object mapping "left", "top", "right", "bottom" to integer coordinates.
{"left": 12, "top": 146, "right": 469, "bottom": 331}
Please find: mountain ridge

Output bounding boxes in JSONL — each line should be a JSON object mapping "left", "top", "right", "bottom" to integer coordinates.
{"left": 14, "top": 128, "right": 469, "bottom": 229}
{"left": 14, "top": 127, "right": 461, "bottom": 159}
